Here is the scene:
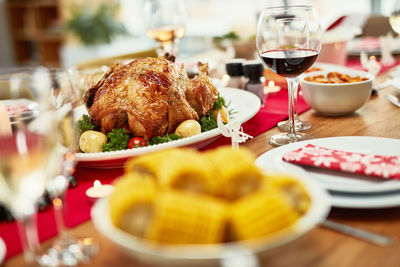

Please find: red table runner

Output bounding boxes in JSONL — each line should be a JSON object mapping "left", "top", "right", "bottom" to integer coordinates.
{"left": 2, "top": 58, "right": 399, "bottom": 260}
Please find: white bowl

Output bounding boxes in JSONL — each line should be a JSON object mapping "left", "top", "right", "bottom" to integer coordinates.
{"left": 300, "top": 69, "right": 373, "bottom": 116}
{"left": 91, "top": 169, "right": 330, "bottom": 266}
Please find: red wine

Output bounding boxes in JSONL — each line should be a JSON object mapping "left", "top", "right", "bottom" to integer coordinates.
{"left": 260, "top": 49, "right": 318, "bottom": 77}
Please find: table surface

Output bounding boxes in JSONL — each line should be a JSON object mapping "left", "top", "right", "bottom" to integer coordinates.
{"left": 4, "top": 72, "right": 400, "bottom": 267}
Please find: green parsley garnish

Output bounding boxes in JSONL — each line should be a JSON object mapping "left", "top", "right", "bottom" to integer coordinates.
{"left": 199, "top": 111, "right": 218, "bottom": 132}
{"left": 212, "top": 93, "right": 226, "bottom": 111}
{"left": 102, "top": 128, "right": 130, "bottom": 152}
{"left": 149, "top": 133, "right": 181, "bottom": 145}
{"left": 78, "top": 114, "right": 94, "bottom": 132}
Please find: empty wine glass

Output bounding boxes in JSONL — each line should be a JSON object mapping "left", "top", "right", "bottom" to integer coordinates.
{"left": 0, "top": 68, "right": 63, "bottom": 264}
{"left": 144, "top": 0, "right": 187, "bottom": 57}
{"left": 256, "top": 5, "right": 322, "bottom": 146}
{"left": 37, "top": 69, "right": 98, "bottom": 266}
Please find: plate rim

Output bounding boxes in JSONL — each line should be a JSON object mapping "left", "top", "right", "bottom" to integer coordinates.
{"left": 329, "top": 190, "right": 400, "bottom": 209}
{"left": 255, "top": 136, "right": 400, "bottom": 194}
{"left": 75, "top": 87, "right": 261, "bottom": 163}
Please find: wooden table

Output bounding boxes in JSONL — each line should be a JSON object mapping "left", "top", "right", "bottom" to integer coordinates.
{"left": 4, "top": 74, "right": 400, "bottom": 267}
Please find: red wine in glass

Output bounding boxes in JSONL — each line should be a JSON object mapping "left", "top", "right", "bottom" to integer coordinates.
{"left": 260, "top": 48, "right": 318, "bottom": 77}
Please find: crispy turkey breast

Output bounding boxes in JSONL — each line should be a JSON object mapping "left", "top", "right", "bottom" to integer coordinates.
{"left": 84, "top": 57, "right": 218, "bottom": 140}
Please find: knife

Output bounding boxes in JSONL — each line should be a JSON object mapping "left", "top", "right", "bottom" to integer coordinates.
{"left": 322, "top": 219, "right": 395, "bottom": 246}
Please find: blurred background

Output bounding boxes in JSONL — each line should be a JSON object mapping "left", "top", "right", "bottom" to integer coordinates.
{"left": 0, "top": 0, "right": 397, "bottom": 69}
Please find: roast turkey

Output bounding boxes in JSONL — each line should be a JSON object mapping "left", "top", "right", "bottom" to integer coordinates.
{"left": 84, "top": 57, "right": 218, "bottom": 140}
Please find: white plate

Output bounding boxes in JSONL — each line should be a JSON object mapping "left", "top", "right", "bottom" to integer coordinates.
{"left": 255, "top": 136, "right": 400, "bottom": 194}
{"left": 330, "top": 190, "right": 400, "bottom": 209}
{"left": 75, "top": 87, "right": 261, "bottom": 168}
{"left": 0, "top": 237, "right": 5, "bottom": 265}
{"left": 91, "top": 168, "right": 330, "bottom": 266}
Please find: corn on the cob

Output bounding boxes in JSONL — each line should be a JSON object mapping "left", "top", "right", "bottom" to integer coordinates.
{"left": 156, "top": 149, "right": 215, "bottom": 194}
{"left": 146, "top": 190, "right": 227, "bottom": 244}
{"left": 230, "top": 189, "right": 299, "bottom": 240}
{"left": 125, "top": 148, "right": 215, "bottom": 194}
{"left": 206, "top": 146, "right": 264, "bottom": 200}
{"left": 109, "top": 173, "right": 157, "bottom": 237}
{"left": 124, "top": 149, "right": 182, "bottom": 178}
{"left": 268, "top": 175, "right": 311, "bottom": 215}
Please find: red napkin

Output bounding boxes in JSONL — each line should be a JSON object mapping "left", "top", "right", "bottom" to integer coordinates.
{"left": 282, "top": 144, "right": 400, "bottom": 179}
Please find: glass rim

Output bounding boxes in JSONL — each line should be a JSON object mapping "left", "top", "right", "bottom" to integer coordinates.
{"left": 260, "top": 5, "right": 316, "bottom": 12}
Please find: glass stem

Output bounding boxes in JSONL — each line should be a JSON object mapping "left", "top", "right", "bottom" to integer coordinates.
{"left": 16, "top": 213, "right": 40, "bottom": 265}
{"left": 294, "top": 80, "right": 299, "bottom": 121}
{"left": 287, "top": 78, "right": 298, "bottom": 142}
{"left": 53, "top": 195, "right": 69, "bottom": 240}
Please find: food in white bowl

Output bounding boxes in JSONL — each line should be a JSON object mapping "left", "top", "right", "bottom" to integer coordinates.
{"left": 300, "top": 69, "right": 373, "bottom": 116}
{"left": 91, "top": 147, "right": 331, "bottom": 266}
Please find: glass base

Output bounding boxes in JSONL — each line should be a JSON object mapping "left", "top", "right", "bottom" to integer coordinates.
{"left": 277, "top": 119, "right": 312, "bottom": 132}
{"left": 269, "top": 132, "right": 314, "bottom": 146}
{"left": 37, "top": 237, "right": 98, "bottom": 266}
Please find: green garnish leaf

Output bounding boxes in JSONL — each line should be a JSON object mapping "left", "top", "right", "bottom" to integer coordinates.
{"left": 78, "top": 114, "right": 95, "bottom": 132}
{"left": 212, "top": 93, "right": 226, "bottom": 111}
{"left": 102, "top": 128, "right": 130, "bottom": 152}
{"left": 200, "top": 111, "right": 218, "bottom": 132}
{"left": 149, "top": 133, "right": 181, "bottom": 145}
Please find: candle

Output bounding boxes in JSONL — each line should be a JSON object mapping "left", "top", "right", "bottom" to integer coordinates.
{"left": 85, "top": 180, "right": 114, "bottom": 200}
{"left": 0, "top": 103, "right": 11, "bottom": 137}
{"left": 264, "top": 80, "right": 281, "bottom": 94}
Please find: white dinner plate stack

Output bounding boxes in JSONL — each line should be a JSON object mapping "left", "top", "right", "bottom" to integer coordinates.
{"left": 255, "top": 136, "right": 400, "bottom": 209}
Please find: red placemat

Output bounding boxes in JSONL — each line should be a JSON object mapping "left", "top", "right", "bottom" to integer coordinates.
{"left": 0, "top": 83, "right": 309, "bottom": 259}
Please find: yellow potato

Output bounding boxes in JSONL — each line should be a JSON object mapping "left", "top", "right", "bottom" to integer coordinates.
{"left": 79, "top": 130, "right": 107, "bottom": 153}
{"left": 175, "top": 120, "right": 201, "bottom": 138}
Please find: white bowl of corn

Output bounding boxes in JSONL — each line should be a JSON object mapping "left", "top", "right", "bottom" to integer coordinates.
{"left": 91, "top": 147, "right": 331, "bottom": 266}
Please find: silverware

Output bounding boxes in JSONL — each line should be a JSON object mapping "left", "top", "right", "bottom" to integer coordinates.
{"left": 322, "top": 219, "right": 395, "bottom": 246}
{"left": 385, "top": 94, "right": 400, "bottom": 107}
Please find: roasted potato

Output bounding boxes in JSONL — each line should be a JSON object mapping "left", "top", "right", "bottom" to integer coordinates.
{"left": 175, "top": 120, "right": 201, "bottom": 138}
{"left": 79, "top": 130, "right": 107, "bottom": 153}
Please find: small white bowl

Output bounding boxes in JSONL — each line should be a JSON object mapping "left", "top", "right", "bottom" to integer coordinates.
{"left": 300, "top": 69, "right": 373, "bottom": 116}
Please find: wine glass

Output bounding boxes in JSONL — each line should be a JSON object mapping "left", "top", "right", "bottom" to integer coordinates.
{"left": 143, "top": 0, "right": 187, "bottom": 57}
{"left": 0, "top": 68, "right": 63, "bottom": 264}
{"left": 37, "top": 69, "right": 98, "bottom": 266}
{"left": 256, "top": 5, "right": 322, "bottom": 146}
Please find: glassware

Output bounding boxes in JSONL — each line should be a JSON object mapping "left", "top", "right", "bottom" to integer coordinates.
{"left": 256, "top": 5, "right": 322, "bottom": 146}
{"left": 144, "top": 0, "right": 187, "bottom": 57}
{"left": 0, "top": 68, "right": 62, "bottom": 264}
{"left": 390, "top": 0, "right": 400, "bottom": 35}
{"left": 277, "top": 81, "right": 312, "bottom": 132}
{"left": 37, "top": 69, "right": 98, "bottom": 266}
